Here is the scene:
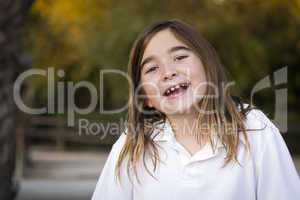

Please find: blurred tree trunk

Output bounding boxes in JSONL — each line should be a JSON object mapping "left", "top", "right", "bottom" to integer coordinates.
{"left": 0, "top": 0, "right": 34, "bottom": 199}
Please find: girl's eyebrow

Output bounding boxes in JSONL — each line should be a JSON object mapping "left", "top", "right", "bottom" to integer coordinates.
{"left": 141, "top": 45, "right": 191, "bottom": 69}
{"left": 168, "top": 45, "right": 191, "bottom": 54}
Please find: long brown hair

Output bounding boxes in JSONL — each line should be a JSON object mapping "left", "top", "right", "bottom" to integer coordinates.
{"left": 116, "top": 19, "right": 251, "bottom": 183}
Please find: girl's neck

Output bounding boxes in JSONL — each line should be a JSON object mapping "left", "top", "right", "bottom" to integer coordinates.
{"left": 166, "top": 111, "right": 209, "bottom": 154}
{"left": 166, "top": 111, "right": 200, "bottom": 138}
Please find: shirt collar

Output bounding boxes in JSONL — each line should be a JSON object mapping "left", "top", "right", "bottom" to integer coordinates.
{"left": 151, "top": 118, "right": 174, "bottom": 142}
{"left": 151, "top": 118, "right": 247, "bottom": 148}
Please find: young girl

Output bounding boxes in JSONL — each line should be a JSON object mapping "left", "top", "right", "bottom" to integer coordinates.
{"left": 92, "top": 19, "right": 300, "bottom": 200}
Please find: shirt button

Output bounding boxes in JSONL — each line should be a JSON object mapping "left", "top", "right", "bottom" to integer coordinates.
{"left": 189, "top": 168, "right": 203, "bottom": 176}
{"left": 181, "top": 170, "right": 206, "bottom": 187}
{"left": 183, "top": 165, "right": 202, "bottom": 177}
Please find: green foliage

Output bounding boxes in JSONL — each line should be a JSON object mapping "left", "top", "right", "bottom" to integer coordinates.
{"left": 23, "top": 0, "right": 300, "bottom": 122}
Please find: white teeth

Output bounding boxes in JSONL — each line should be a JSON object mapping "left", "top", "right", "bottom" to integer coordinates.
{"left": 164, "top": 82, "right": 189, "bottom": 96}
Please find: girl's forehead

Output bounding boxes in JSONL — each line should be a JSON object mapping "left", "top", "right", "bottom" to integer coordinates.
{"left": 142, "top": 29, "right": 187, "bottom": 57}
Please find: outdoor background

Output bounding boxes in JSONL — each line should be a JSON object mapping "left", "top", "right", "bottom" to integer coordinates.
{"left": 0, "top": 0, "right": 299, "bottom": 200}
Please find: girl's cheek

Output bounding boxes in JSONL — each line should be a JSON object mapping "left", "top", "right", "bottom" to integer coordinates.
{"left": 144, "top": 85, "right": 160, "bottom": 99}
{"left": 178, "top": 61, "right": 194, "bottom": 75}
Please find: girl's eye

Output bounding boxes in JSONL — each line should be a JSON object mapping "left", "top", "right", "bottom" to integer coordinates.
{"left": 145, "top": 66, "right": 158, "bottom": 74}
{"left": 174, "top": 55, "right": 188, "bottom": 62}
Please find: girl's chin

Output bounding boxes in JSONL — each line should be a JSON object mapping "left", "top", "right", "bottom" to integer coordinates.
{"left": 159, "top": 102, "right": 195, "bottom": 115}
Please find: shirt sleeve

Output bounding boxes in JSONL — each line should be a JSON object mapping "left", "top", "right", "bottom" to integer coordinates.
{"left": 91, "top": 133, "right": 133, "bottom": 200}
{"left": 255, "top": 117, "right": 300, "bottom": 200}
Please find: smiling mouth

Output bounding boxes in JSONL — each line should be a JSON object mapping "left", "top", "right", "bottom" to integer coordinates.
{"left": 163, "top": 82, "right": 191, "bottom": 97}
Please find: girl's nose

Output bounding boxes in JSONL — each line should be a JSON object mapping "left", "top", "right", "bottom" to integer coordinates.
{"left": 163, "top": 68, "right": 177, "bottom": 81}
{"left": 160, "top": 59, "right": 178, "bottom": 81}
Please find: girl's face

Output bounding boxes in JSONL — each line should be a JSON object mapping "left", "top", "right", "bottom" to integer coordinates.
{"left": 140, "top": 29, "right": 207, "bottom": 115}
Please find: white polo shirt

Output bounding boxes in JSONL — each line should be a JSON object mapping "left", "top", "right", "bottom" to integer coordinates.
{"left": 92, "top": 109, "right": 300, "bottom": 200}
